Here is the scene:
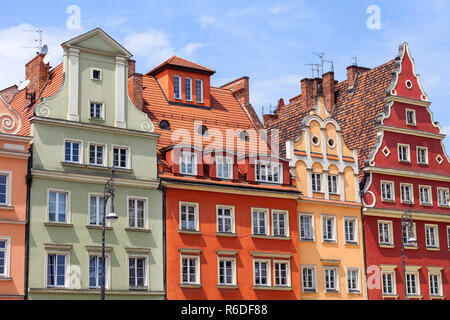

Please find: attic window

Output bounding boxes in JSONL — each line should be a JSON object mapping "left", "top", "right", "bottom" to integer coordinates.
{"left": 405, "top": 80, "right": 413, "bottom": 89}
{"left": 158, "top": 120, "right": 170, "bottom": 131}
{"left": 238, "top": 130, "right": 249, "bottom": 142}
{"left": 197, "top": 125, "right": 208, "bottom": 136}
{"left": 91, "top": 68, "right": 102, "bottom": 81}
{"left": 311, "top": 135, "right": 320, "bottom": 146}
{"left": 327, "top": 137, "right": 336, "bottom": 148}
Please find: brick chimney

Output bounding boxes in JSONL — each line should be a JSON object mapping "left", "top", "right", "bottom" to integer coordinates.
{"left": 300, "top": 78, "right": 314, "bottom": 109}
{"left": 220, "top": 76, "right": 249, "bottom": 106}
{"left": 128, "top": 59, "right": 136, "bottom": 78}
{"left": 128, "top": 73, "right": 144, "bottom": 111}
{"left": 346, "top": 65, "right": 370, "bottom": 88}
{"left": 322, "top": 71, "right": 335, "bottom": 112}
{"left": 25, "top": 54, "right": 49, "bottom": 101}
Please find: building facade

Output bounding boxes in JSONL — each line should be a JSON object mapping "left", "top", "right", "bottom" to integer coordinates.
{"left": 10, "top": 28, "right": 164, "bottom": 299}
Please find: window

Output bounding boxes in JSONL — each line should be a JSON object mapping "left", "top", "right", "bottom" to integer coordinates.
{"left": 274, "top": 261, "right": 290, "bottom": 287}
{"left": 299, "top": 214, "right": 314, "bottom": 241}
{"left": 419, "top": 186, "right": 432, "bottom": 205}
{"left": 252, "top": 209, "right": 268, "bottom": 235}
{"left": 185, "top": 77, "right": 192, "bottom": 101}
{"left": 406, "top": 109, "right": 416, "bottom": 125}
{"left": 398, "top": 144, "right": 410, "bottom": 162}
{"left": 447, "top": 226, "right": 450, "bottom": 249}
{"left": 254, "top": 260, "right": 270, "bottom": 286}
{"left": 324, "top": 267, "right": 339, "bottom": 292}
{"left": 89, "top": 144, "right": 105, "bottom": 166}
{"left": 272, "top": 210, "right": 288, "bottom": 237}
{"left": 129, "top": 257, "right": 146, "bottom": 288}
{"left": 402, "top": 222, "right": 417, "bottom": 247}
{"left": 216, "top": 156, "right": 233, "bottom": 179}
{"left": 347, "top": 268, "right": 360, "bottom": 293}
{"left": 89, "top": 195, "right": 104, "bottom": 226}
{"left": 406, "top": 272, "right": 419, "bottom": 296}
{"left": 381, "top": 181, "right": 394, "bottom": 201}
{"left": 181, "top": 256, "right": 199, "bottom": 284}
{"left": 180, "top": 202, "right": 198, "bottom": 231}
{"left": 344, "top": 217, "right": 358, "bottom": 244}
{"left": 425, "top": 224, "right": 439, "bottom": 248}
{"left": 322, "top": 215, "right": 336, "bottom": 242}
{"left": 64, "top": 140, "right": 81, "bottom": 163}
{"left": 196, "top": 79, "right": 203, "bottom": 103}
{"left": 90, "top": 102, "right": 104, "bottom": 119}
{"left": 437, "top": 188, "right": 449, "bottom": 207}
{"left": 312, "top": 173, "right": 322, "bottom": 192}
{"left": 174, "top": 75, "right": 181, "bottom": 99}
{"left": 113, "top": 146, "right": 128, "bottom": 169}
{"left": 328, "top": 174, "right": 338, "bottom": 194}
{"left": 48, "top": 191, "right": 68, "bottom": 223}
{"left": 0, "top": 239, "right": 9, "bottom": 277}
{"left": 158, "top": 120, "right": 170, "bottom": 130}
{"left": 89, "top": 255, "right": 107, "bottom": 289}
{"left": 378, "top": 221, "right": 393, "bottom": 245}
{"left": 417, "top": 147, "right": 428, "bottom": 165}
{"left": 47, "top": 253, "right": 66, "bottom": 287}
{"left": 400, "top": 184, "right": 413, "bottom": 204}
{"left": 217, "top": 206, "right": 234, "bottom": 233}
{"left": 179, "top": 152, "right": 196, "bottom": 175}
{"left": 91, "top": 68, "right": 102, "bottom": 80}
{"left": 218, "top": 258, "right": 235, "bottom": 285}
{"left": 382, "top": 272, "right": 395, "bottom": 295}
{"left": 128, "top": 198, "right": 146, "bottom": 229}
{"left": 301, "top": 266, "right": 316, "bottom": 292}
{"left": 0, "top": 174, "right": 8, "bottom": 205}
{"left": 255, "top": 161, "right": 281, "bottom": 184}
{"left": 429, "top": 272, "right": 442, "bottom": 297}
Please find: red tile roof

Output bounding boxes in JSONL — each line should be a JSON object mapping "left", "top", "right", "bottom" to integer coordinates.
{"left": 146, "top": 55, "right": 215, "bottom": 76}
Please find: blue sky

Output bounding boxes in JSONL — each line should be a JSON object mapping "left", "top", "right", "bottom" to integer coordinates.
{"left": 1, "top": 0, "right": 449, "bottom": 151}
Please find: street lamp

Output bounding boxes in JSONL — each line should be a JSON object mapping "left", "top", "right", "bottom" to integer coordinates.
{"left": 400, "top": 202, "right": 417, "bottom": 300}
{"left": 101, "top": 166, "right": 118, "bottom": 300}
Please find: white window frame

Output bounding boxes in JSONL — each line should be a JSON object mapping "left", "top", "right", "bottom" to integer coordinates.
{"left": 185, "top": 77, "right": 192, "bottom": 101}
{"left": 425, "top": 224, "right": 439, "bottom": 249}
{"left": 272, "top": 209, "right": 289, "bottom": 237}
{"left": 217, "top": 257, "right": 236, "bottom": 286}
{"left": 437, "top": 187, "right": 449, "bottom": 207}
{"left": 343, "top": 216, "right": 358, "bottom": 244}
{"left": 0, "top": 236, "right": 11, "bottom": 278}
{"left": 87, "top": 253, "right": 110, "bottom": 289}
{"left": 381, "top": 180, "right": 395, "bottom": 202}
{"left": 381, "top": 271, "right": 397, "bottom": 295}
{"left": 405, "top": 108, "right": 416, "bottom": 126}
{"left": 301, "top": 265, "right": 317, "bottom": 292}
{"left": 428, "top": 270, "right": 443, "bottom": 297}
{"left": 179, "top": 151, "right": 197, "bottom": 176}
{"left": 179, "top": 202, "right": 199, "bottom": 231}
{"left": 311, "top": 172, "right": 322, "bottom": 192}
{"left": 324, "top": 266, "right": 339, "bottom": 293}
{"left": 328, "top": 174, "right": 338, "bottom": 194}
{"left": 346, "top": 267, "right": 361, "bottom": 293}
{"left": 397, "top": 143, "right": 411, "bottom": 162}
{"left": 400, "top": 183, "right": 414, "bottom": 204}
{"left": 63, "top": 139, "right": 82, "bottom": 164}
{"left": 216, "top": 156, "right": 233, "bottom": 180}
{"left": 255, "top": 160, "right": 282, "bottom": 184}
{"left": 0, "top": 170, "right": 12, "bottom": 206}
{"left": 127, "top": 255, "right": 148, "bottom": 289}
{"left": 180, "top": 254, "right": 200, "bottom": 285}
{"left": 321, "top": 214, "right": 336, "bottom": 243}
{"left": 89, "top": 100, "right": 105, "bottom": 120}
{"left": 419, "top": 185, "right": 432, "bottom": 206}
{"left": 127, "top": 196, "right": 148, "bottom": 229}
{"left": 406, "top": 271, "right": 420, "bottom": 296}
{"left": 299, "top": 213, "right": 315, "bottom": 241}
{"left": 416, "top": 146, "right": 428, "bottom": 165}
{"left": 174, "top": 75, "right": 182, "bottom": 100}
{"left": 253, "top": 259, "right": 271, "bottom": 287}
{"left": 88, "top": 142, "right": 107, "bottom": 167}
{"left": 402, "top": 222, "right": 417, "bottom": 247}
{"left": 273, "top": 259, "right": 291, "bottom": 287}
{"left": 378, "top": 220, "right": 393, "bottom": 245}
{"left": 447, "top": 226, "right": 450, "bottom": 250}
{"left": 196, "top": 79, "right": 203, "bottom": 103}
{"left": 112, "top": 145, "right": 130, "bottom": 169}
{"left": 216, "top": 205, "right": 235, "bottom": 234}
{"left": 90, "top": 68, "right": 102, "bottom": 81}
{"left": 88, "top": 193, "right": 106, "bottom": 226}
{"left": 45, "top": 251, "right": 69, "bottom": 288}
{"left": 47, "top": 189, "right": 70, "bottom": 224}
{"left": 251, "top": 208, "right": 269, "bottom": 236}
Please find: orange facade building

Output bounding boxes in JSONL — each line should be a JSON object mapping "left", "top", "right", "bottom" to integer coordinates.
{"left": 0, "top": 95, "right": 31, "bottom": 300}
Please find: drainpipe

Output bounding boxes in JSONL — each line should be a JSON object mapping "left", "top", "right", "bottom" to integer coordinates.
{"left": 161, "top": 184, "right": 167, "bottom": 300}
{"left": 359, "top": 180, "right": 369, "bottom": 300}
{"left": 24, "top": 147, "right": 33, "bottom": 300}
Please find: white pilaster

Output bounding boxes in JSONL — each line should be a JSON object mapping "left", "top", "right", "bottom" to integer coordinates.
{"left": 339, "top": 172, "right": 345, "bottom": 201}
{"left": 115, "top": 56, "right": 127, "bottom": 128}
{"left": 67, "top": 48, "right": 80, "bottom": 121}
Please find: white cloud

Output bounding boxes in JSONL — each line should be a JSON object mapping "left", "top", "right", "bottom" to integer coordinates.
{"left": 179, "top": 43, "right": 203, "bottom": 58}
{"left": 196, "top": 16, "right": 216, "bottom": 28}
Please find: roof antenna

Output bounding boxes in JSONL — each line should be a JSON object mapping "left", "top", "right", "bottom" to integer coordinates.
{"left": 21, "top": 29, "right": 43, "bottom": 54}
{"left": 313, "top": 52, "right": 325, "bottom": 77}
{"left": 304, "top": 62, "right": 321, "bottom": 78}
{"left": 350, "top": 56, "right": 358, "bottom": 66}
{"left": 324, "top": 59, "right": 334, "bottom": 73}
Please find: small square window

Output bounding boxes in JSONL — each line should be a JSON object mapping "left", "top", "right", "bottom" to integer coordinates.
{"left": 91, "top": 68, "right": 102, "bottom": 81}
{"left": 398, "top": 144, "right": 410, "bottom": 162}
{"left": 406, "top": 109, "right": 416, "bottom": 125}
{"left": 113, "top": 146, "right": 129, "bottom": 169}
{"left": 417, "top": 147, "right": 428, "bottom": 165}
{"left": 381, "top": 181, "right": 394, "bottom": 201}
{"left": 65, "top": 140, "right": 81, "bottom": 163}
{"left": 90, "top": 102, "right": 104, "bottom": 120}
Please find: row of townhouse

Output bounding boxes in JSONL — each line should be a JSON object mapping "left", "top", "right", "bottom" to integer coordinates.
{"left": 0, "top": 27, "right": 448, "bottom": 300}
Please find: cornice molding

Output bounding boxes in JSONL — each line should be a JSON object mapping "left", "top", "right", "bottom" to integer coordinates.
{"left": 375, "top": 125, "right": 445, "bottom": 140}
{"left": 363, "top": 207, "right": 450, "bottom": 222}
{"left": 363, "top": 166, "right": 450, "bottom": 182}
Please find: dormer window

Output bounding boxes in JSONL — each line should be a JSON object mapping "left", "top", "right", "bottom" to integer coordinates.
{"left": 91, "top": 68, "right": 102, "bottom": 81}
{"left": 179, "top": 151, "right": 197, "bottom": 175}
{"left": 90, "top": 102, "right": 104, "bottom": 120}
{"left": 406, "top": 109, "right": 416, "bottom": 125}
{"left": 216, "top": 156, "right": 233, "bottom": 179}
{"left": 174, "top": 75, "right": 182, "bottom": 100}
{"left": 196, "top": 79, "right": 203, "bottom": 103}
{"left": 255, "top": 161, "right": 281, "bottom": 184}
{"left": 185, "top": 77, "right": 192, "bottom": 101}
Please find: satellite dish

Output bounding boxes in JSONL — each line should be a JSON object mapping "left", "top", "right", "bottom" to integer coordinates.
{"left": 18, "top": 79, "right": 30, "bottom": 91}
{"left": 40, "top": 44, "right": 48, "bottom": 55}
{"left": 43, "top": 54, "right": 51, "bottom": 65}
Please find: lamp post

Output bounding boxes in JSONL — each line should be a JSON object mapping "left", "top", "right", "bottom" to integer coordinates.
{"left": 101, "top": 166, "right": 118, "bottom": 300}
{"left": 400, "top": 202, "right": 417, "bottom": 300}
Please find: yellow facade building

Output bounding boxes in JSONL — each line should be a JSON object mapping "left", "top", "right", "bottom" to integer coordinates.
{"left": 285, "top": 96, "right": 367, "bottom": 299}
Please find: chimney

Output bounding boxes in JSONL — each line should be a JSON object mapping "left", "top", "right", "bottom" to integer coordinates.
{"left": 128, "top": 73, "right": 144, "bottom": 111}
{"left": 300, "top": 78, "right": 314, "bottom": 109}
{"left": 346, "top": 65, "right": 370, "bottom": 88}
{"left": 322, "top": 71, "right": 335, "bottom": 112}
{"left": 25, "top": 54, "right": 49, "bottom": 101}
{"left": 128, "top": 59, "right": 136, "bottom": 78}
{"left": 220, "top": 76, "right": 249, "bottom": 106}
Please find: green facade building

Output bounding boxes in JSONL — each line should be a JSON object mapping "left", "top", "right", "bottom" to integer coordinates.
{"left": 27, "top": 28, "right": 164, "bottom": 299}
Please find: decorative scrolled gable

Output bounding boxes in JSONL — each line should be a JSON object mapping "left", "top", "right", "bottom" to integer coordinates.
{"left": 0, "top": 95, "right": 21, "bottom": 134}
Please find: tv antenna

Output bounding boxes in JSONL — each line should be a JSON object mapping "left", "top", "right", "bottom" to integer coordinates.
{"left": 313, "top": 52, "right": 325, "bottom": 77}
{"left": 304, "top": 62, "right": 321, "bottom": 78}
{"left": 21, "top": 29, "right": 43, "bottom": 54}
{"left": 350, "top": 56, "right": 358, "bottom": 66}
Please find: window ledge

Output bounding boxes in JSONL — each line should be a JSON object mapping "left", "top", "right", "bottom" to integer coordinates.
{"left": 407, "top": 295, "right": 423, "bottom": 300}
{"left": 251, "top": 235, "right": 291, "bottom": 240}
{"left": 381, "top": 294, "right": 399, "bottom": 300}
{"left": 404, "top": 245, "right": 418, "bottom": 250}
{"left": 128, "top": 286, "right": 149, "bottom": 291}
{"left": 302, "top": 288, "right": 317, "bottom": 293}
{"left": 86, "top": 224, "right": 113, "bottom": 231}
{"left": 420, "top": 203, "right": 433, "bottom": 207}
{"left": 344, "top": 241, "right": 359, "bottom": 246}
{"left": 253, "top": 285, "right": 292, "bottom": 291}
{"left": 381, "top": 199, "right": 395, "bottom": 203}
{"left": 426, "top": 247, "right": 440, "bottom": 251}
{"left": 88, "top": 117, "right": 105, "bottom": 122}
{"left": 0, "top": 205, "right": 14, "bottom": 210}
{"left": 379, "top": 244, "right": 395, "bottom": 248}
{"left": 437, "top": 205, "right": 449, "bottom": 208}
{"left": 61, "top": 161, "right": 83, "bottom": 168}
{"left": 325, "top": 289, "right": 340, "bottom": 294}
{"left": 430, "top": 295, "right": 445, "bottom": 300}
{"left": 348, "top": 290, "right": 362, "bottom": 294}
{"left": 217, "top": 284, "right": 238, "bottom": 290}
{"left": 44, "top": 222, "right": 73, "bottom": 227}
{"left": 216, "top": 232, "right": 237, "bottom": 237}
{"left": 0, "top": 276, "right": 12, "bottom": 281}
{"left": 125, "top": 227, "right": 151, "bottom": 233}
{"left": 62, "top": 162, "right": 133, "bottom": 173}
{"left": 180, "top": 283, "right": 202, "bottom": 289}
{"left": 322, "top": 240, "right": 337, "bottom": 244}
{"left": 178, "top": 229, "right": 201, "bottom": 235}
{"left": 300, "top": 238, "right": 315, "bottom": 242}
